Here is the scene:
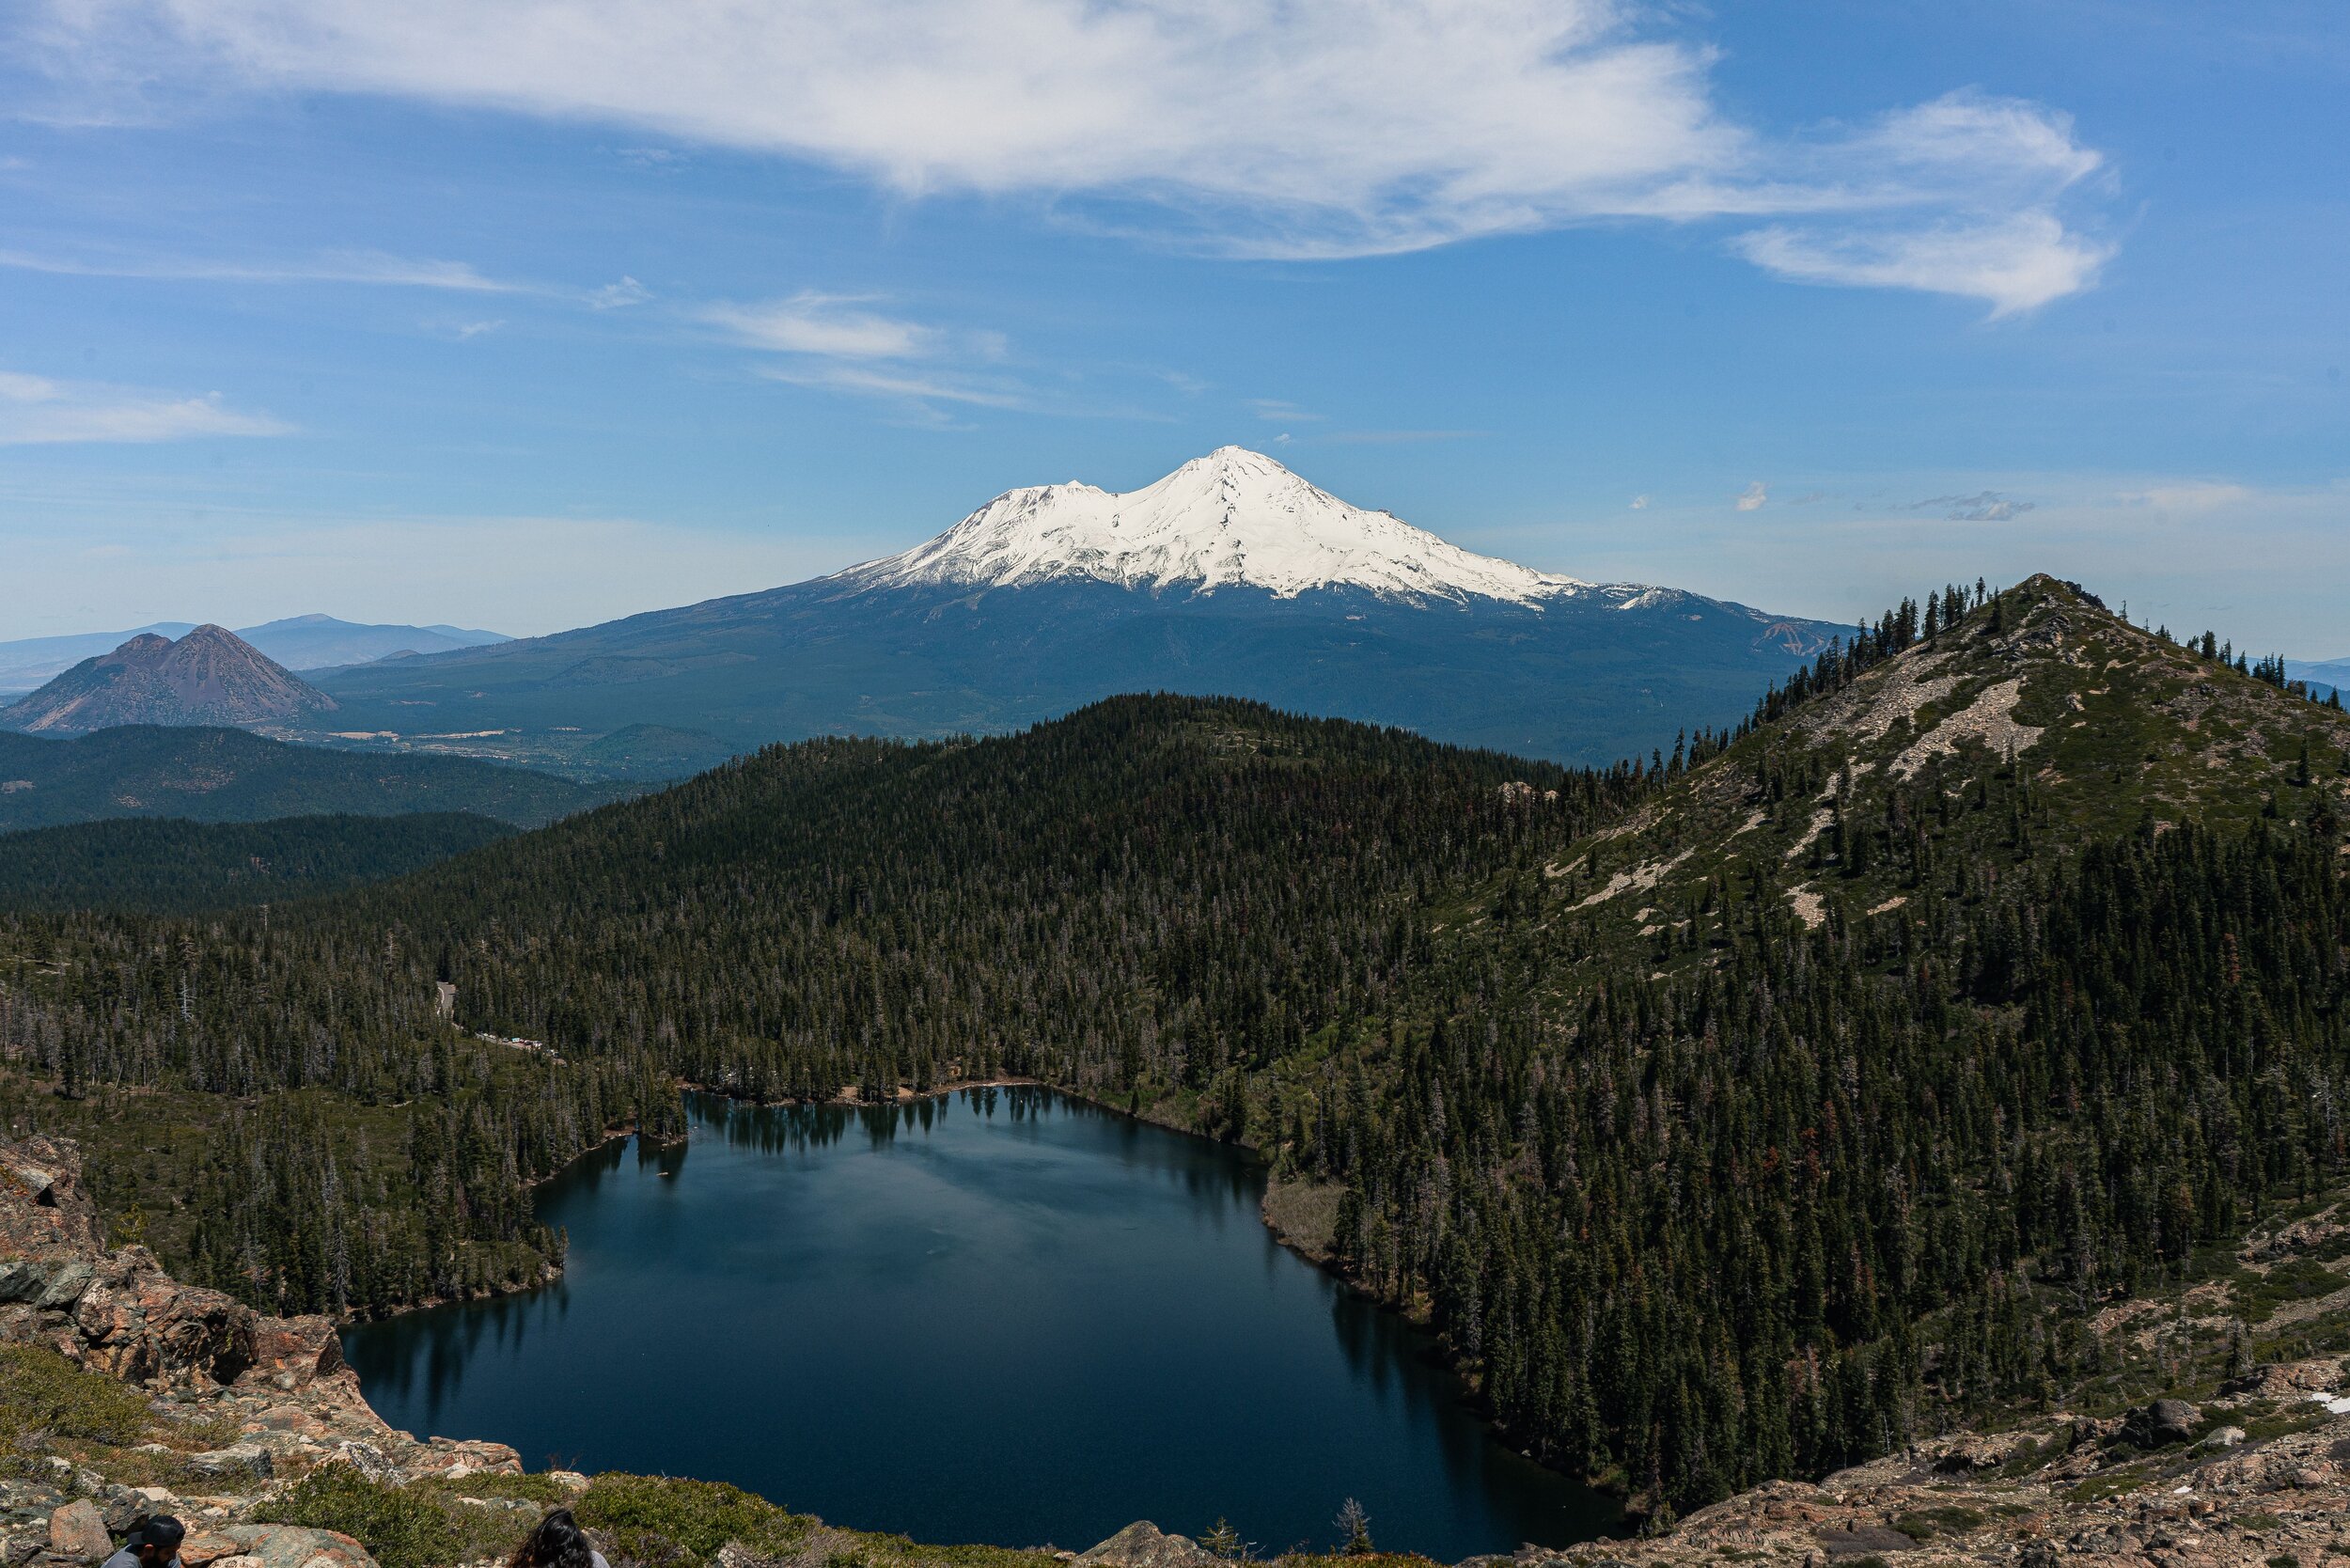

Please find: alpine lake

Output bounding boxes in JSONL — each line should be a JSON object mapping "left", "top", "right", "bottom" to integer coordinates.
{"left": 342, "top": 1089, "right": 1620, "bottom": 1560}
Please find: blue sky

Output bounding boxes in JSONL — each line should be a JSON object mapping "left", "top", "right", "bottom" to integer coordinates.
{"left": 1, "top": 1, "right": 2343, "bottom": 653}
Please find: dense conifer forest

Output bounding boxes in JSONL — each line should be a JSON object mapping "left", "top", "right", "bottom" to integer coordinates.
{"left": 0, "top": 577, "right": 2344, "bottom": 1517}
{"left": 0, "top": 812, "right": 515, "bottom": 914}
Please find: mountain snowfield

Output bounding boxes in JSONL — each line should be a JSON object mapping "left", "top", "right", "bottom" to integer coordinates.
{"left": 305, "top": 447, "right": 1845, "bottom": 776}
{"left": 841, "top": 446, "right": 1607, "bottom": 606}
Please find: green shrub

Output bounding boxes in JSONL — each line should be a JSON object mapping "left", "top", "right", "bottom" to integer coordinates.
{"left": 258, "top": 1465, "right": 529, "bottom": 1568}
{"left": 1893, "top": 1506, "right": 1983, "bottom": 1542}
{"left": 574, "top": 1474, "right": 809, "bottom": 1568}
{"left": 415, "top": 1472, "right": 574, "bottom": 1507}
{"left": 0, "top": 1344, "right": 152, "bottom": 1446}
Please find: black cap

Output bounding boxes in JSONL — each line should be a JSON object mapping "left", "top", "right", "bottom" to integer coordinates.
{"left": 132, "top": 1517, "right": 185, "bottom": 1552}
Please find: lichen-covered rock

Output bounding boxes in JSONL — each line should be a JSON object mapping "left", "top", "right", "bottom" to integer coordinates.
{"left": 45, "top": 1502, "right": 110, "bottom": 1563}
{"left": 184, "top": 1445, "right": 274, "bottom": 1482}
{"left": 1078, "top": 1523, "right": 1218, "bottom": 1568}
{"left": 179, "top": 1526, "right": 371, "bottom": 1568}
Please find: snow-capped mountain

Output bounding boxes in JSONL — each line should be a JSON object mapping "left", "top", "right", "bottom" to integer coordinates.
{"left": 311, "top": 449, "right": 1846, "bottom": 777}
{"left": 841, "top": 446, "right": 1600, "bottom": 606}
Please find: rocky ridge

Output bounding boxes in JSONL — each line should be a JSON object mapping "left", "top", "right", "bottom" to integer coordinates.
{"left": 1536, "top": 574, "right": 2350, "bottom": 976}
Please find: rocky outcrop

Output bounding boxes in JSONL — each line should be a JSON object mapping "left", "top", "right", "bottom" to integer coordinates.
{"left": 2123, "top": 1396, "right": 2202, "bottom": 1448}
{"left": 1476, "top": 1359, "right": 2350, "bottom": 1566}
{"left": 1077, "top": 1523, "right": 1218, "bottom": 1568}
{"left": 0, "top": 1137, "right": 517, "bottom": 1486}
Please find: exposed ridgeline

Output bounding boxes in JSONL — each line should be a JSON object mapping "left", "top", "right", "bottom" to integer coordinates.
{"left": 1292, "top": 576, "right": 2350, "bottom": 1513}
{"left": 3, "top": 584, "right": 2348, "bottom": 1521}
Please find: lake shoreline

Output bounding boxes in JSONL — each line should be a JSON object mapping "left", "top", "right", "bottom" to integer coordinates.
{"left": 346, "top": 1083, "right": 1621, "bottom": 1558}
{"left": 365, "top": 1070, "right": 1631, "bottom": 1531}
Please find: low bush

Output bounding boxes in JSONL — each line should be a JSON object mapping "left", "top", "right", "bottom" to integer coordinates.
{"left": 0, "top": 1344, "right": 152, "bottom": 1446}
{"left": 574, "top": 1474, "right": 810, "bottom": 1568}
{"left": 258, "top": 1465, "right": 533, "bottom": 1568}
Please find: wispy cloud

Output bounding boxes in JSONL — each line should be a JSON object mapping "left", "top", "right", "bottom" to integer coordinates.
{"left": 1248, "top": 399, "right": 1324, "bottom": 423}
{"left": 1909, "top": 490, "right": 2036, "bottom": 522}
{"left": 1736, "top": 212, "right": 2110, "bottom": 318}
{"left": 711, "top": 290, "right": 1042, "bottom": 416}
{"left": 23, "top": 2, "right": 2116, "bottom": 307}
{"left": 753, "top": 362, "right": 1029, "bottom": 411}
{"left": 1629, "top": 494, "right": 1650, "bottom": 510}
{"left": 1735, "top": 480, "right": 1768, "bottom": 511}
{"left": 706, "top": 293, "right": 937, "bottom": 359}
{"left": 0, "top": 369, "right": 289, "bottom": 444}
{"left": 0, "top": 246, "right": 649, "bottom": 306}
{"left": 2120, "top": 481, "right": 2255, "bottom": 511}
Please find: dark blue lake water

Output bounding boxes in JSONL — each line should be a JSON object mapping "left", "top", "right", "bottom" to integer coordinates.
{"left": 342, "top": 1090, "right": 1617, "bottom": 1560}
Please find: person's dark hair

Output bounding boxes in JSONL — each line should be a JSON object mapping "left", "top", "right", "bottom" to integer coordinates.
{"left": 509, "top": 1508, "right": 595, "bottom": 1568}
{"left": 130, "top": 1516, "right": 185, "bottom": 1556}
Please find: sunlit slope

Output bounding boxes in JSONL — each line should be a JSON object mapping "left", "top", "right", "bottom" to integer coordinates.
{"left": 1524, "top": 574, "right": 2350, "bottom": 978}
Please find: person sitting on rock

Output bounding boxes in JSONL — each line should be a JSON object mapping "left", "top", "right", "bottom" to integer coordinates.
{"left": 103, "top": 1515, "right": 184, "bottom": 1568}
{"left": 509, "top": 1508, "right": 610, "bottom": 1568}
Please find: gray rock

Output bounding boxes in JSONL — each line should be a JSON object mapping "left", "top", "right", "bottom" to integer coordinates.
{"left": 2124, "top": 1397, "right": 2201, "bottom": 1447}
{"left": 0, "top": 1262, "right": 55, "bottom": 1304}
{"left": 1078, "top": 1524, "right": 1219, "bottom": 1568}
{"left": 321, "top": 1443, "right": 394, "bottom": 1484}
{"left": 184, "top": 1445, "right": 274, "bottom": 1482}
{"left": 33, "top": 1263, "right": 93, "bottom": 1311}
{"left": 45, "top": 1502, "right": 109, "bottom": 1563}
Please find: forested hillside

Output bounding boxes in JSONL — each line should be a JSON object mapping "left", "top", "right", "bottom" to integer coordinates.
{"left": 0, "top": 812, "right": 514, "bottom": 913}
{"left": 0, "top": 725, "right": 628, "bottom": 831}
{"left": 0, "top": 577, "right": 2344, "bottom": 1519}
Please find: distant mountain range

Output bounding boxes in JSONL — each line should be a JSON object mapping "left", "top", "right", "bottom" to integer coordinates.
{"left": 0, "top": 615, "right": 509, "bottom": 694}
{"left": 313, "top": 447, "right": 1847, "bottom": 772}
{"left": 0, "top": 726, "right": 628, "bottom": 832}
{"left": 2288, "top": 657, "right": 2347, "bottom": 701}
{"left": 0, "top": 624, "right": 336, "bottom": 735}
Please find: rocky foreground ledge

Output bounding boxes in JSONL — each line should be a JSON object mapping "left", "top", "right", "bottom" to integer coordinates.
{"left": 3, "top": 1136, "right": 2348, "bottom": 1568}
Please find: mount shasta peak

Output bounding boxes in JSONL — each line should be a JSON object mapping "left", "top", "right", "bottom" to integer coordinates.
{"left": 302, "top": 448, "right": 1840, "bottom": 775}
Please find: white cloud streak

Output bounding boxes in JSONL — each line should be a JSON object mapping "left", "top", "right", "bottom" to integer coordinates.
{"left": 1734, "top": 480, "right": 1767, "bottom": 510}
{"left": 22, "top": 1, "right": 2116, "bottom": 308}
{"left": 1735, "top": 212, "right": 2110, "bottom": 318}
{"left": 0, "top": 245, "right": 650, "bottom": 306}
{"left": 0, "top": 369, "right": 288, "bottom": 443}
{"left": 706, "top": 293, "right": 938, "bottom": 359}
{"left": 753, "top": 362, "right": 1031, "bottom": 410}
